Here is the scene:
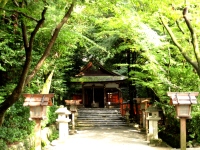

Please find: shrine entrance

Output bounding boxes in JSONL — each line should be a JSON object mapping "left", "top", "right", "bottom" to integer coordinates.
{"left": 84, "top": 88, "right": 104, "bottom": 108}
{"left": 70, "top": 60, "right": 128, "bottom": 109}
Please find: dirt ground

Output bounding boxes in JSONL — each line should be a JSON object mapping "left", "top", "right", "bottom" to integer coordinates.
{"left": 44, "top": 126, "right": 173, "bottom": 150}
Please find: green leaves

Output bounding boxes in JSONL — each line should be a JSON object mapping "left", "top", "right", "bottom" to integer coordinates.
{"left": 0, "top": 101, "right": 35, "bottom": 144}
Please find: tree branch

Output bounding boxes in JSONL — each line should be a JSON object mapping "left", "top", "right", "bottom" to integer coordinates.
{"left": 183, "top": 7, "right": 200, "bottom": 68}
{"left": 25, "top": 1, "right": 75, "bottom": 85}
{"left": 12, "top": 0, "right": 19, "bottom": 7}
{"left": 0, "top": 0, "right": 75, "bottom": 126}
{"left": 13, "top": 2, "right": 47, "bottom": 93}
{"left": 0, "top": 8, "right": 38, "bottom": 22}
{"left": 176, "top": 20, "right": 184, "bottom": 34}
{"left": 29, "top": 7, "right": 47, "bottom": 51}
{"left": 160, "top": 16, "right": 198, "bottom": 71}
{"left": 21, "top": 21, "right": 29, "bottom": 49}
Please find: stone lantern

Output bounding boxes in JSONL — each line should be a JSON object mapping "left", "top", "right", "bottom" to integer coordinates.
{"left": 55, "top": 105, "right": 71, "bottom": 142}
{"left": 168, "top": 92, "right": 198, "bottom": 118}
{"left": 140, "top": 98, "right": 150, "bottom": 128}
{"left": 145, "top": 105, "right": 161, "bottom": 141}
{"left": 65, "top": 99, "right": 82, "bottom": 134}
{"left": 23, "top": 93, "right": 54, "bottom": 150}
{"left": 23, "top": 93, "right": 54, "bottom": 120}
{"left": 167, "top": 92, "right": 199, "bottom": 150}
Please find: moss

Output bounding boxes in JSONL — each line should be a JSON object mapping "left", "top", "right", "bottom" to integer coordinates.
{"left": 149, "top": 138, "right": 169, "bottom": 147}
{"left": 71, "top": 76, "right": 127, "bottom": 82}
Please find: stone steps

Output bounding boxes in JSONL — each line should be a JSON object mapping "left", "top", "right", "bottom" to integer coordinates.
{"left": 76, "top": 108, "right": 127, "bottom": 127}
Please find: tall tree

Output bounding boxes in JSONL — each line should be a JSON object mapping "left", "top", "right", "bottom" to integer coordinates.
{"left": 0, "top": 0, "right": 76, "bottom": 126}
{"left": 130, "top": 0, "right": 200, "bottom": 78}
{"left": 160, "top": 3, "right": 200, "bottom": 77}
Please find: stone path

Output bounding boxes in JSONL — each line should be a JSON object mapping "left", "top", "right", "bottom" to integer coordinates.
{"left": 44, "top": 126, "right": 172, "bottom": 150}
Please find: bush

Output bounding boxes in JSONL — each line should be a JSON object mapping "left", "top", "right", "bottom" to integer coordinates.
{"left": 188, "top": 109, "right": 200, "bottom": 143}
{"left": 0, "top": 139, "right": 8, "bottom": 150}
{"left": 0, "top": 100, "right": 35, "bottom": 144}
{"left": 41, "top": 105, "right": 59, "bottom": 128}
{"left": 159, "top": 130, "right": 180, "bottom": 148}
{"left": 48, "top": 129, "right": 59, "bottom": 142}
{"left": 0, "top": 99, "right": 59, "bottom": 148}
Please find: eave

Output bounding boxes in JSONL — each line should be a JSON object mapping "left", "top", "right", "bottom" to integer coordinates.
{"left": 71, "top": 76, "right": 128, "bottom": 83}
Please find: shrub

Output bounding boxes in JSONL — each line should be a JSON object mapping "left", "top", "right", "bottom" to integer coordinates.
{"left": 41, "top": 105, "right": 59, "bottom": 128}
{"left": 0, "top": 139, "right": 8, "bottom": 150}
{"left": 0, "top": 100, "right": 35, "bottom": 144}
{"left": 48, "top": 129, "right": 59, "bottom": 142}
{"left": 188, "top": 108, "right": 200, "bottom": 143}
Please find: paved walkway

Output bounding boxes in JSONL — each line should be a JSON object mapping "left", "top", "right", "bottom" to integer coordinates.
{"left": 44, "top": 126, "right": 173, "bottom": 150}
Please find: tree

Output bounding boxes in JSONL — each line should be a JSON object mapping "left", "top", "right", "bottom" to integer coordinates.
{"left": 132, "top": 0, "right": 200, "bottom": 78}
{"left": 160, "top": 4, "right": 200, "bottom": 77}
{"left": 0, "top": 0, "right": 75, "bottom": 126}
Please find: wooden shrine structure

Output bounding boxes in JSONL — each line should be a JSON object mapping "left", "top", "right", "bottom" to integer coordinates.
{"left": 69, "top": 61, "right": 127, "bottom": 108}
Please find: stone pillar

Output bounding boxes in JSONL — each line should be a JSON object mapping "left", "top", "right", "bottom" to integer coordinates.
{"left": 140, "top": 99, "right": 150, "bottom": 129}
{"left": 142, "top": 111, "right": 146, "bottom": 128}
{"left": 34, "top": 118, "right": 42, "bottom": 150}
{"left": 147, "top": 117, "right": 160, "bottom": 139}
{"left": 125, "top": 107, "right": 130, "bottom": 124}
{"left": 55, "top": 105, "right": 71, "bottom": 142}
{"left": 69, "top": 105, "right": 77, "bottom": 134}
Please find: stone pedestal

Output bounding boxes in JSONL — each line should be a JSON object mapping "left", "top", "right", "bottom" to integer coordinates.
{"left": 91, "top": 102, "right": 99, "bottom": 108}
{"left": 147, "top": 117, "right": 160, "bottom": 140}
{"left": 142, "top": 111, "right": 146, "bottom": 128}
{"left": 56, "top": 118, "right": 71, "bottom": 141}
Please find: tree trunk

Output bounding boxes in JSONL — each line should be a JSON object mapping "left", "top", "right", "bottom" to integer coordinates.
{"left": 0, "top": 1, "right": 75, "bottom": 126}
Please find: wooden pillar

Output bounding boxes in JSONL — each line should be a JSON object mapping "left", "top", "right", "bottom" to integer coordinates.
{"left": 146, "top": 112, "right": 148, "bottom": 139}
{"left": 82, "top": 84, "right": 85, "bottom": 106}
{"left": 104, "top": 84, "right": 106, "bottom": 107}
{"left": 142, "top": 111, "right": 146, "bottom": 128}
{"left": 72, "top": 112, "right": 75, "bottom": 130}
{"left": 92, "top": 85, "right": 95, "bottom": 103}
{"left": 34, "top": 119, "right": 42, "bottom": 150}
{"left": 180, "top": 118, "right": 186, "bottom": 150}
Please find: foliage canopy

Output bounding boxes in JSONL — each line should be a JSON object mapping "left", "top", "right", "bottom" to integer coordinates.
{"left": 1, "top": 0, "right": 200, "bottom": 148}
